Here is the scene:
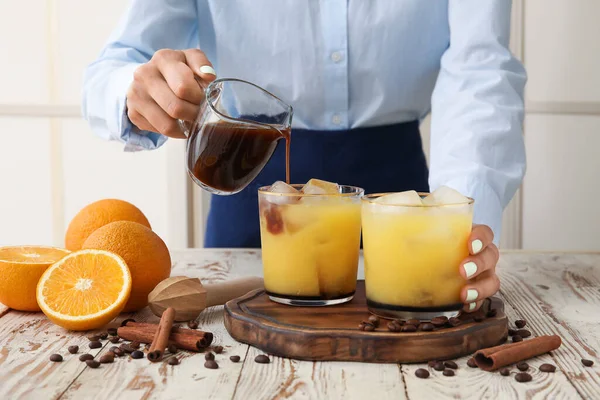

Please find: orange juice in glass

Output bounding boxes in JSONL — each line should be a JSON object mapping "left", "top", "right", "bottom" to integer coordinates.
{"left": 362, "top": 187, "right": 473, "bottom": 320}
{"left": 258, "top": 179, "right": 363, "bottom": 306}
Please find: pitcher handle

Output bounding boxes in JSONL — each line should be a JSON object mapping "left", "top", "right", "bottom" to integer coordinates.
{"left": 178, "top": 76, "right": 211, "bottom": 138}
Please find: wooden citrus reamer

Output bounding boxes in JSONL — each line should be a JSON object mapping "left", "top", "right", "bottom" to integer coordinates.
{"left": 148, "top": 276, "right": 264, "bottom": 322}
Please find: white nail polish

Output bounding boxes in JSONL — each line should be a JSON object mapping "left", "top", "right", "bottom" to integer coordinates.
{"left": 472, "top": 239, "right": 483, "bottom": 254}
{"left": 199, "top": 65, "right": 216, "bottom": 76}
{"left": 466, "top": 289, "right": 478, "bottom": 302}
{"left": 469, "top": 302, "right": 476, "bottom": 311}
{"left": 463, "top": 261, "right": 478, "bottom": 278}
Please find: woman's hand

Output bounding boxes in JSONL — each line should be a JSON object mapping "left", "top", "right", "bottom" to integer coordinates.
{"left": 460, "top": 224, "right": 500, "bottom": 312}
{"left": 126, "top": 49, "right": 217, "bottom": 138}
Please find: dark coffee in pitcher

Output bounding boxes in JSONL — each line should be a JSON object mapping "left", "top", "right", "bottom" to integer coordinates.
{"left": 188, "top": 121, "right": 291, "bottom": 193}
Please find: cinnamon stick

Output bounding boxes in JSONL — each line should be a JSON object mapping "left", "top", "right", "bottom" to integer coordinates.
{"left": 148, "top": 307, "right": 175, "bottom": 362}
{"left": 125, "top": 321, "right": 205, "bottom": 337}
{"left": 474, "top": 335, "right": 562, "bottom": 371}
{"left": 117, "top": 326, "right": 213, "bottom": 352}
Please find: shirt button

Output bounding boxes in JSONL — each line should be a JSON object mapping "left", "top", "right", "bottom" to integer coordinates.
{"left": 332, "top": 114, "right": 342, "bottom": 125}
{"left": 330, "top": 51, "right": 343, "bottom": 63}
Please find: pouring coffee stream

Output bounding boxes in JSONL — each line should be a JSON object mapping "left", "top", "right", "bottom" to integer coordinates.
{"left": 178, "top": 78, "right": 293, "bottom": 194}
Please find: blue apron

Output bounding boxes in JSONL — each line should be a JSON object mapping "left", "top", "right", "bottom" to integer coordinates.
{"left": 204, "top": 120, "right": 429, "bottom": 248}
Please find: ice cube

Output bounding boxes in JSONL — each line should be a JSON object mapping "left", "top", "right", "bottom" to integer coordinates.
{"left": 302, "top": 179, "right": 340, "bottom": 195}
{"left": 422, "top": 186, "right": 469, "bottom": 205}
{"left": 266, "top": 181, "right": 300, "bottom": 204}
{"left": 374, "top": 190, "right": 423, "bottom": 206}
{"left": 269, "top": 181, "right": 299, "bottom": 194}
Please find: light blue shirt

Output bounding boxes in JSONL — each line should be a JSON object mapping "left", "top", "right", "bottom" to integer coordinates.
{"left": 82, "top": 0, "right": 526, "bottom": 241}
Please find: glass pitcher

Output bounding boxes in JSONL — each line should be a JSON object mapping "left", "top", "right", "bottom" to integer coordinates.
{"left": 179, "top": 78, "right": 293, "bottom": 195}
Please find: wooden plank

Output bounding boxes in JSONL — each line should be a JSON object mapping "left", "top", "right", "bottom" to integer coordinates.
{"left": 59, "top": 250, "right": 251, "bottom": 400}
{"left": 497, "top": 253, "right": 600, "bottom": 399}
{"left": 0, "top": 311, "right": 108, "bottom": 399}
{"left": 400, "top": 290, "right": 582, "bottom": 399}
{"left": 233, "top": 345, "right": 407, "bottom": 400}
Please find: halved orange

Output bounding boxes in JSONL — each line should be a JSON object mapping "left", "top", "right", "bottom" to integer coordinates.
{"left": 0, "top": 246, "right": 70, "bottom": 311}
{"left": 37, "top": 249, "right": 132, "bottom": 331}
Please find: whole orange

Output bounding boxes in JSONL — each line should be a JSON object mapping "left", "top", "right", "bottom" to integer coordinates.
{"left": 82, "top": 221, "right": 171, "bottom": 312}
{"left": 65, "top": 199, "right": 151, "bottom": 251}
{"left": 0, "top": 246, "right": 70, "bottom": 311}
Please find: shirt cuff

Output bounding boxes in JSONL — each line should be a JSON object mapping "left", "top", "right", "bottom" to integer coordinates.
{"left": 433, "top": 178, "right": 503, "bottom": 246}
{"left": 120, "top": 108, "right": 168, "bottom": 152}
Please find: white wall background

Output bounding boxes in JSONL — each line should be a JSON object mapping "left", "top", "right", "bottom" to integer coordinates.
{"left": 1, "top": 0, "right": 599, "bottom": 251}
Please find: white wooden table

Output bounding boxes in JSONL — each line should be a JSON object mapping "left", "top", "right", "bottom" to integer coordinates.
{"left": 0, "top": 249, "right": 599, "bottom": 399}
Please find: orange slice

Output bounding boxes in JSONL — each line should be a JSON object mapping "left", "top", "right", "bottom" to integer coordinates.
{"left": 0, "top": 246, "right": 70, "bottom": 311}
{"left": 37, "top": 249, "right": 132, "bottom": 331}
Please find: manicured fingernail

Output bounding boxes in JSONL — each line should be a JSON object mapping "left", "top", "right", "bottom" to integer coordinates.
{"left": 469, "top": 302, "right": 476, "bottom": 311}
{"left": 463, "top": 261, "right": 478, "bottom": 278}
{"left": 199, "top": 65, "right": 216, "bottom": 76}
{"left": 466, "top": 289, "right": 478, "bottom": 302}
{"left": 471, "top": 239, "right": 483, "bottom": 254}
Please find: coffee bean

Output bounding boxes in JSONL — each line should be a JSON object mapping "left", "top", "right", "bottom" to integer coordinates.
{"left": 49, "top": 354, "right": 63, "bottom": 362}
{"left": 130, "top": 341, "right": 141, "bottom": 349}
{"left": 120, "top": 344, "right": 134, "bottom": 353}
{"left": 230, "top": 355, "right": 241, "bottom": 363}
{"left": 168, "top": 358, "right": 180, "bottom": 366}
{"left": 188, "top": 321, "right": 199, "bottom": 329}
{"left": 79, "top": 354, "right": 94, "bottom": 362}
{"left": 406, "top": 319, "right": 420, "bottom": 326}
{"left": 387, "top": 322, "right": 400, "bottom": 332}
{"left": 368, "top": 315, "right": 380, "bottom": 327}
{"left": 99, "top": 354, "right": 114, "bottom": 364}
{"left": 363, "top": 323, "right": 375, "bottom": 332}
{"left": 107, "top": 328, "right": 118, "bottom": 336}
{"left": 68, "top": 345, "right": 79, "bottom": 354}
{"left": 443, "top": 369, "right": 455, "bottom": 377}
{"left": 512, "top": 335, "right": 523, "bottom": 343}
{"left": 515, "top": 320, "right": 527, "bottom": 329}
{"left": 86, "top": 360, "right": 100, "bottom": 369}
{"left": 112, "top": 347, "right": 124, "bottom": 357}
{"left": 131, "top": 350, "right": 144, "bottom": 359}
{"left": 582, "top": 359, "right": 594, "bottom": 367}
{"left": 255, "top": 355, "right": 270, "bottom": 364}
{"left": 516, "top": 329, "right": 531, "bottom": 338}
{"left": 427, "top": 360, "right": 437, "bottom": 368}
{"left": 517, "top": 362, "right": 529, "bottom": 371}
{"left": 205, "top": 352, "right": 215, "bottom": 361}
{"left": 420, "top": 323, "right": 434, "bottom": 332}
{"left": 168, "top": 344, "right": 178, "bottom": 354}
{"left": 204, "top": 360, "right": 219, "bottom": 369}
{"left": 448, "top": 317, "right": 461, "bottom": 327}
{"left": 473, "top": 314, "right": 485, "bottom": 322}
{"left": 500, "top": 367, "right": 511, "bottom": 376}
{"left": 433, "top": 361, "right": 445, "bottom": 371}
{"left": 393, "top": 319, "right": 404, "bottom": 326}
{"left": 508, "top": 329, "right": 518, "bottom": 336}
{"left": 358, "top": 323, "right": 366, "bottom": 331}
{"left": 444, "top": 361, "right": 458, "bottom": 369}
{"left": 99, "top": 332, "right": 108, "bottom": 340}
{"left": 109, "top": 337, "right": 120, "bottom": 344}
{"left": 431, "top": 316, "right": 448, "bottom": 327}
{"left": 467, "top": 358, "right": 478, "bottom": 368}
{"left": 214, "top": 346, "right": 224, "bottom": 354}
{"left": 486, "top": 309, "right": 498, "bottom": 318}
{"left": 89, "top": 341, "right": 102, "bottom": 349}
{"left": 87, "top": 335, "right": 101, "bottom": 342}
{"left": 515, "top": 372, "right": 532, "bottom": 383}
{"left": 400, "top": 325, "right": 417, "bottom": 333}
{"left": 120, "top": 318, "right": 135, "bottom": 327}
{"left": 415, "top": 368, "right": 430, "bottom": 379}
{"left": 539, "top": 363, "right": 556, "bottom": 373}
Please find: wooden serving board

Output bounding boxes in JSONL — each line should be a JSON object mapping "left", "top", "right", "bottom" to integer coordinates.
{"left": 224, "top": 281, "right": 508, "bottom": 363}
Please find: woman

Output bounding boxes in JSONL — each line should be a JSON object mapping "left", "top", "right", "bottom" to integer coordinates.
{"left": 83, "top": 0, "right": 525, "bottom": 312}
